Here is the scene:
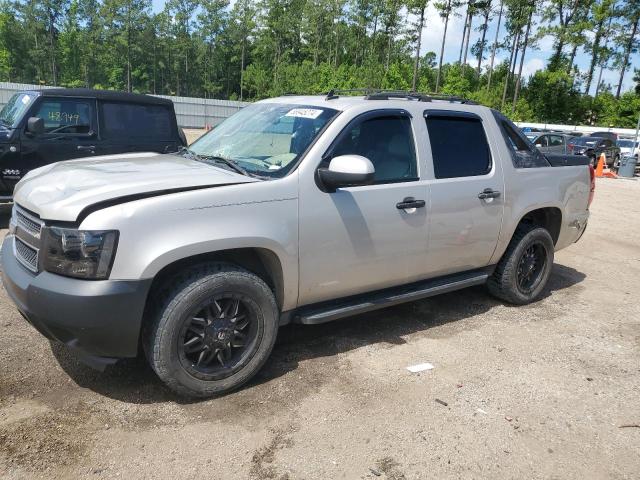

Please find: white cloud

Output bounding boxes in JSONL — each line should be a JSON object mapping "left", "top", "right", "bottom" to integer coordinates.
{"left": 521, "top": 57, "right": 545, "bottom": 77}
{"left": 536, "top": 35, "right": 555, "bottom": 54}
{"left": 416, "top": 4, "right": 466, "bottom": 60}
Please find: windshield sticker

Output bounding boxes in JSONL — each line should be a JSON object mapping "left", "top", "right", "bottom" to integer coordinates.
{"left": 285, "top": 108, "right": 323, "bottom": 119}
{"left": 21, "top": 95, "right": 31, "bottom": 104}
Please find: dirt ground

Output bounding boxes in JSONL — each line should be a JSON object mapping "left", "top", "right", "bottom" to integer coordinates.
{"left": 1, "top": 178, "right": 639, "bottom": 480}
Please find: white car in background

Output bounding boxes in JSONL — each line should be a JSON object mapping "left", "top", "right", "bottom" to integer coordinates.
{"left": 616, "top": 139, "right": 639, "bottom": 158}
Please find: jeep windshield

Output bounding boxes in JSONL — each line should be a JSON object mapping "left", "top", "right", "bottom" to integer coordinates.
{"left": 0, "top": 93, "right": 34, "bottom": 128}
{"left": 188, "top": 103, "right": 339, "bottom": 178}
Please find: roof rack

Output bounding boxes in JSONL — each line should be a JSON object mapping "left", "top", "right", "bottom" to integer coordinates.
{"left": 325, "top": 88, "right": 377, "bottom": 100}
{"left": 325, "top": 89, "right": 477, "bottom": 105}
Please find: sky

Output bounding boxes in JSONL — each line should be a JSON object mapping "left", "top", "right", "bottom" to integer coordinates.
{"left": 150, "top": 0, "right": 638, "bottom": 94}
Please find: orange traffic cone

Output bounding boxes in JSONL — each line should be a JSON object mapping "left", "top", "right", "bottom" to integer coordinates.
{"left": 595, "top": 153, "right": 605, "bottom": 177}
{"left": 600, "top": 152, "right": 618, "bottom": 178}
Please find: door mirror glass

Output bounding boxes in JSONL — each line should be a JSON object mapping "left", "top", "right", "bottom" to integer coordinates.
{"left": 26, "top": 117, "right": 44, "bottom": 135}
{"left": 318, "top": 155, "right": 375, "bottom": 192}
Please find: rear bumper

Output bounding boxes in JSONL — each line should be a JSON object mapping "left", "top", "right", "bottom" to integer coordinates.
{"left": 1, "top": 235, "right": 152, "bottom": 362}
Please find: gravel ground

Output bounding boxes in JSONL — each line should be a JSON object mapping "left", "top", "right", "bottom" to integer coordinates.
{"left": 0, "top": 178, "right": 639, "bottom": 480}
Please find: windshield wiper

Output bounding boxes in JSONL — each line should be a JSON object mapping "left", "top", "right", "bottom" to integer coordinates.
{"left": 200, "top": 154, "right": 250, "bottom": 177}
{"left": 179, "top": 147, "right": 251, "bottom": 177}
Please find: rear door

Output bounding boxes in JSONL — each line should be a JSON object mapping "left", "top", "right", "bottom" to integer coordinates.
{"left": 422, "top": 110, "right": 504, "bottom": 277}
{"left": 97, "top": 101, "right": 179, "bottom": 156}
{"left": 18, "top": 96, "right": 98, "bottom": 180}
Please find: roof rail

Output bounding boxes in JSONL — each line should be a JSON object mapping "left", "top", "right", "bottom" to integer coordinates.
{"left": 325, "top": 89, "right": 477, "bottom": 105}
{"left": 326, "top": 88, "right": 377, "bottom": 100}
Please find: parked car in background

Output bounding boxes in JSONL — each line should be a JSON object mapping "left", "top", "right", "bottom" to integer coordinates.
{"left": 0, "top": 88, "right": 186, "bottom": 200}
{"left": 1, "top": 91, "right": 592, "bottom": 397}
{"left": 616, "top": 139, "right": 639, "bottom": 158}
{"left": 568, "top": 135, "right": 620, "bottom": 167}
{"left": 589, "top": 131, "right": 618, "bottom": 142}
{"left": 529, "top": 132, "right": 571, "bottom": 154}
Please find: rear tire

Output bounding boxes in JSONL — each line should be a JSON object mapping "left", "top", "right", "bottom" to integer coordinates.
{"left": 487, "top": 225, "right": 555, "bottom": 305}
{"left": 145, "top": 263, "right": 279, "bottom": 398}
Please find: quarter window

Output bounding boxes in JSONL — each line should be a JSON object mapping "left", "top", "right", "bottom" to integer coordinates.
{"left": 492, "top": 110, "right": 549, "bottom": 168}
{"left": 32, "top": 98, "right": 93, "bottom": 134}
{"left": 425, "top": 115, "right": 491, "bottom": 178}
{"left": 330, "top": 115, "right": 418, "bottom": 183}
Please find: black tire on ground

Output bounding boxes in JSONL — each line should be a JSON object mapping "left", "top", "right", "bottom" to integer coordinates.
{"left": 487, "top": 225, "right": 555, "bottom": 305}
{"left": 145, "top": 263, "right": 279, "bottom": 398}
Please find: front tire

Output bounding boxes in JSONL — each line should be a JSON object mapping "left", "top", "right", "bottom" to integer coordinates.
{"left": 488, "top": 225, "right": 555, "bottom": 305}
{"left": 146, "top": 263, "right": 279, "bottom": 398}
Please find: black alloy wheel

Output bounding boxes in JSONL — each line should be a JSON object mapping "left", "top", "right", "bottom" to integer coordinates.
{"left": 146, "top": 263, "right": 279, "bottom": 398}
{"left": 178, "top": 295, "right": 259, "bottom": 381}
{"left": 516, "top": 243, "right": 547, "bottom": 295}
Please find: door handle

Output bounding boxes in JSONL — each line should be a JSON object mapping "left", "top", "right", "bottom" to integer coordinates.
{"left": 77, "top": 145, "right": 95, "bottom": 152}
{"left": 478, "top": 188, "right": 501, "bottom": 200}
{"left": 396, "top": 197, "right": 426, "bottom": 209}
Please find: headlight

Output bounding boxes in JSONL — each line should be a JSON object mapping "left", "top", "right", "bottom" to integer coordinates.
{"left": 41, "top": 227, "right": 118, "bottom": 279}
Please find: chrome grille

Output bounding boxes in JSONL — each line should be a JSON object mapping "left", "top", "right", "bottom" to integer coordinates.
{"left": 12, "top": 204, "right": 43, "bottom": 273}
{"left": 15, "top": 209, "right": 42, "bottom": 239}
{"left": 15, "top": 238, "right": 38, "bottom": 272}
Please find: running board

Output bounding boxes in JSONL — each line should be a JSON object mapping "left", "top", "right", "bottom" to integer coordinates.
{"left": 294, "top": 269, "right": 490, "bottom": 325}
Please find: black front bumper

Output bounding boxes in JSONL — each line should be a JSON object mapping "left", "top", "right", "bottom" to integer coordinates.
{"left": 1, "top": 235, "right": 152, "bottom": 362}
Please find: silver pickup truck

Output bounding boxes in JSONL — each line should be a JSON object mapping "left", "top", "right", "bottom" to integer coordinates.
{"left": 1, "top": 92, "right": 593, "bottom": 397}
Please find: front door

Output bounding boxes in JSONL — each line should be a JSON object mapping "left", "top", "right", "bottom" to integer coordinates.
{"left": 298, "top": 111, "right": 430, "bottom": 306}
{"left": 422, "top": 110, "right": 504, "bottom": 277}
{"left": 547, "top": 134, "right": 566, "bottom": 154}
{"left": 19, "top": 96, "right": 98, "bottom": 182}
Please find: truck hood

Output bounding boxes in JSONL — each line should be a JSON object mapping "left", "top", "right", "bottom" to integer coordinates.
{"left": 14, "top": 152, "right": 258, "bottom": 221}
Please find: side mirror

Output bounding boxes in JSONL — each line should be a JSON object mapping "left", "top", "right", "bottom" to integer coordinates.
{"left": 317, "top": 155, "right": 375, "bottom": 193}
{"left": 26, "top": 117, "right": 44, "bottom": 136}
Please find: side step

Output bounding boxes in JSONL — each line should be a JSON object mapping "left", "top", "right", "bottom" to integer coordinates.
{"left": 294, "top": 269, "right": 491, "bottom": 325}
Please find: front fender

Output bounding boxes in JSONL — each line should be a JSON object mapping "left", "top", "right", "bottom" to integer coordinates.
{"left": 79, "top": 179, "right": 300, "bottom": 310}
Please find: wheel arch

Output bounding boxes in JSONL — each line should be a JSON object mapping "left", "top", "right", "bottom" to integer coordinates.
{"left": 145, "top": 247, "right": 287, "bottom": 312}
{"left": 512, "top": 206, "right": 563, "bottom": 246}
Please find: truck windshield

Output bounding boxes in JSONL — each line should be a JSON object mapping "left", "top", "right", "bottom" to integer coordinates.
{"left": 189, "top": 102, "right": 339, "bottom": 178}
{"left": 0, "top": 93, "right": 34, "bottom": 128}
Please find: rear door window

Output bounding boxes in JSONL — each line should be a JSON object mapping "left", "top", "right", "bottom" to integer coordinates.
{"left": 32, "top": 98, "right": 94, "bottom": 134}
{"left": 100, "top": 102, "right": 173, "bottom": 140}
{"left": 425, "top": 113, "right": 491, "bottom": 179}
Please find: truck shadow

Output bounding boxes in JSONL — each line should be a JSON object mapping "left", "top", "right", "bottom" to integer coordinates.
{"left": 50, "top": 263, "right": 585, "bottom": 404}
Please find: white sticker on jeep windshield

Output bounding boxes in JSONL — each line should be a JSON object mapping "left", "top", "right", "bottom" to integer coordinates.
{"left": 285, "top": 108, "right": 323, "bottom": 119}
{"left": 21, "top": 95, "right": 31, "bottom": 104}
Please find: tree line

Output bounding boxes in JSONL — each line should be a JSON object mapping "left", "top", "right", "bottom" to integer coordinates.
{"left": 1, "top": 0, "right": 640, "bottom": 127}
